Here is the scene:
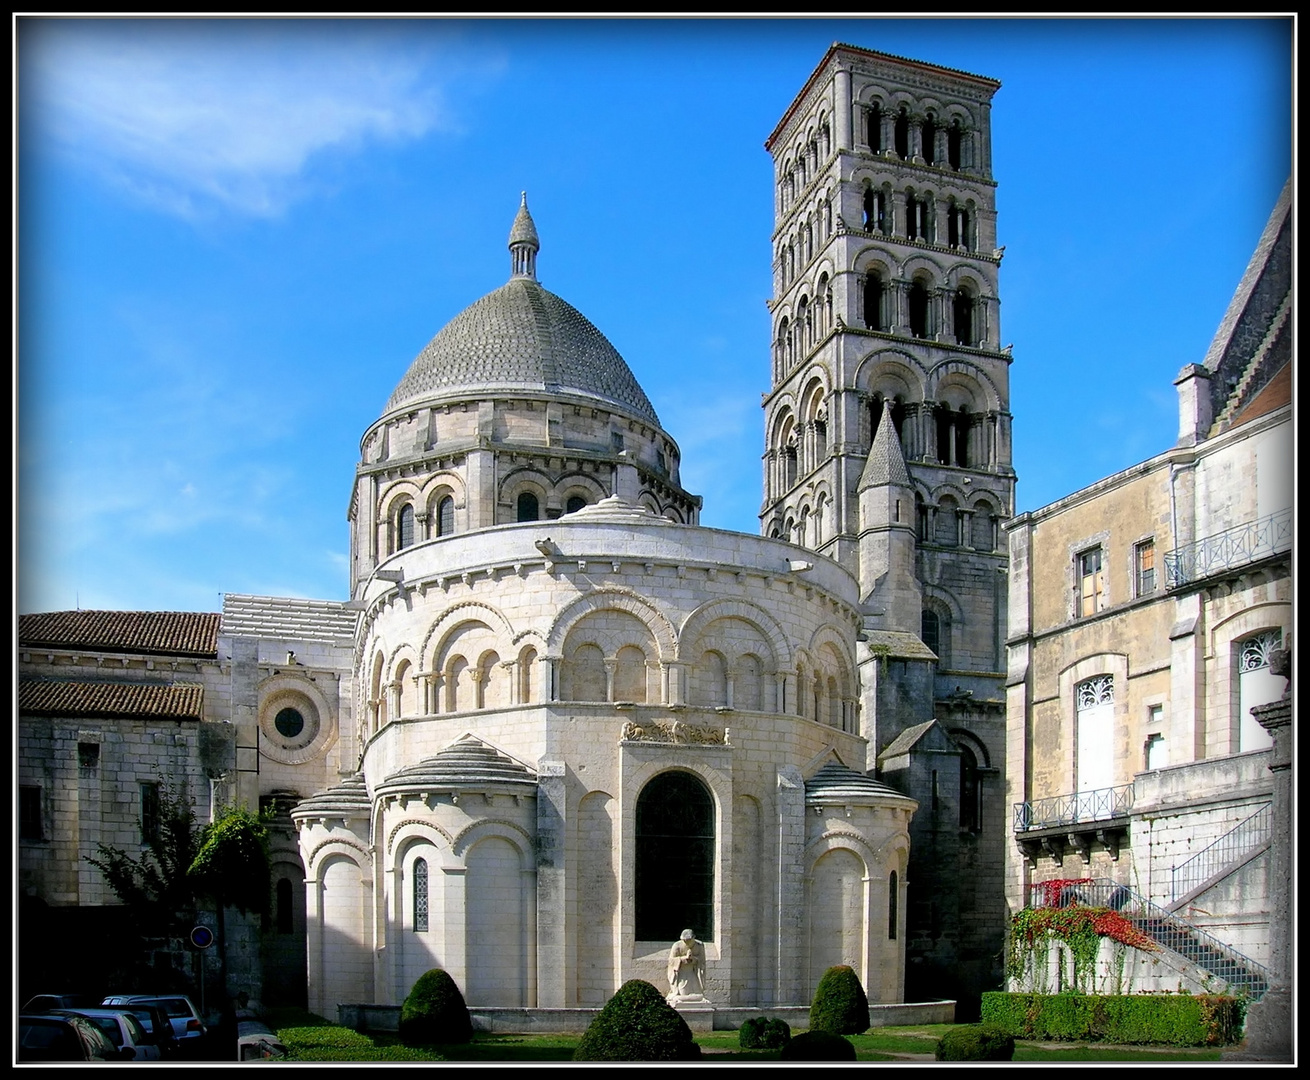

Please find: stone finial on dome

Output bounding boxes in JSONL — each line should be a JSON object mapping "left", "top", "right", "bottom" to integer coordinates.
{"left": 509, "top": 191, "right": 540, "bottom": 280}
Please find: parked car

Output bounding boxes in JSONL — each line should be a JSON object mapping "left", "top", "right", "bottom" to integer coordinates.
{"left": 113, "top": 1001, "right": 181, "bottom": 1058}
{"left": 18, "top": 1013, "right": 119, "bottom": 1062}
{"left": 100, "top": 994, "right": 206, "bottom": 1043}
{"left": 21, "top": 992, "right": 97, "bottom": 1013}
{"left": 236, "top": 1017, "right": 289, "bottom": 1062}
{"left": 51, "top": 1008, "right": 164, "bottom": 1061}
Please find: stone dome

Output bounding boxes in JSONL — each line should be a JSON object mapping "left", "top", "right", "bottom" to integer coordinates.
{"left": 384, "top": 196, "right": 659, "bottom": 425}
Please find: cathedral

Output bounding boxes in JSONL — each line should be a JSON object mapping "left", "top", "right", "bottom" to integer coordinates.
{"left": 20, "top": 44, "right": 1013, "bottom": 1019}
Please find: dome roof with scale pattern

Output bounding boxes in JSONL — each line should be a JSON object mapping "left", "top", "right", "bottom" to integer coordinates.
{"left": 383, "top": 196, "right": 659, "bottom": 425}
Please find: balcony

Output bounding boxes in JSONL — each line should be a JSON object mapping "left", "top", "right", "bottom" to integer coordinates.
{"left": 1013, "top": 783, "right": 1134, "bottom": 864}
{"left": 1164, "top": 508, "right": 1292, "bottom": 589}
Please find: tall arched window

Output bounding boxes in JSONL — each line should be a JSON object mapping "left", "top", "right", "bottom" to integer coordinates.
{"left": 1076, "top": 676, "right": 1115, "bottom": 817}
{"left": 635, "top": 772, "right": 715, "bottom": 942}
{"left": 864, "top": 271, "right": 886, "bottom": 331}
{"left": 413, "top": 857, "right": 429, "bottom": 932}
{"left": 888, "top": 871, "right": 899, "bottom": 939}
{"left": 436, "top": 496, "right": 454, "bottom": 537}
{"left": 397, "top": 503, "right": 415, "bottom": 550}
{"left": 908, "top": 279, "right": 930, "bottom": 338}
{"left": 922, "top": 114, "right": 937, "bottom": 165}
{"left": 276, "top": 877, "right": 294, "bottom": 934}
{"left": 1239, "top": 630, "right": 1282, "bottom": 751}
{"left": 867, "top": 103, "right": 882, "bottom": 151}
{"left": 948, "top": 119, "right": 963, "bottom": 170}
{"left": 517, "top": 492, "right": 539, "bottom": 522}
{"left": 894, "top": 107, "right": 910, "bottom": 159}
{"left": 959, "top": 743, "right": 981, "bottom": 832}
{"left": 954, "top": 288, "right": 975, "bottom": 346}
{"left": 566, "top": 495, "right": 587, "bottom": 515}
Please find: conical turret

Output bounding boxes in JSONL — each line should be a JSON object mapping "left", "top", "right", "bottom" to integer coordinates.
{"left": 509, "top": 192, "right": 540, "bottom": 280}
{"left": 858, "top": 400, "right": 921, "bottom": 631}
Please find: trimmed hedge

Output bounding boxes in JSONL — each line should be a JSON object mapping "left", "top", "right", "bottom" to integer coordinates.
{"left": 935, "top": 1025, "right": 1015, "bottom": 1061}
{"left": 399, "top": 968, "right": 473, "bottom": 1046}
{"left": 739, "top": 1016, "right": 791, "bottom": 1049}
{"left": 981, "top": 991, "right": 1244, "bottom": 1046}
{"left": 779, "top": 1030, "right": 856, "bottom": 1061}
{"left": 808, "top": 965, "right": 871, "bottom": 1035}
{"left": 573, "top": 980, "right": 701, "bottom": 1061}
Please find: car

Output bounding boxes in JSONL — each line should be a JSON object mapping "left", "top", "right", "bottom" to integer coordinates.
{"left": 50, "top": 1008, "right": 164, "bottom": 1061}
{"left": 20, "top": 992, "right": 97, "bottom": 1013}
{"left": 18, "top": 1013, "right": 120, "bottom": 1062}
{"left": 236, "top": 1017, "right": 289, "bottom": 1062}
{"left": 100, "top": 994, "right": 206, "bottom": 1043}
{"left": 113, "top": 1001, "right": 181, "bottom": 1058}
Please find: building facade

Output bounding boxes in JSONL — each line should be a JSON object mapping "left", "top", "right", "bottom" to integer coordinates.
{"left": 1004, "top": 183, "right": 1291, "bottom": 993}
{"left": 761, "top": 44, "right": 1013, "bottom": 1014}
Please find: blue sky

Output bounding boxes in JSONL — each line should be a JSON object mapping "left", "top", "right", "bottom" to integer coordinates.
{"left": 16, "top": 16, "right": 1293, "bottom": 614}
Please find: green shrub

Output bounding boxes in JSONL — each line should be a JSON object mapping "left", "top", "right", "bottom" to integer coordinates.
{"left": 935, "top": 1025, "right": 1016, "bottom": 1061}
{"left": 808, "top": 965, "right": 870, "bottom": 1035}
{"left": 779, "top": 1030, "right": 856, "bottom": 1061}
{"left": 278, "top": 1025, "right": 376, "bottom": 1051}
{"left": 981, "top": 991, "right": 1243, "bottom": 1046}
{"left": 573, "top": 980, "right": 701, "bottom": 1062}
{"left": 399, "top": 968, "right": 473, "bottom": 1046}
{"left": 739, "top": 1016, "right": 791, "bottom": 1049}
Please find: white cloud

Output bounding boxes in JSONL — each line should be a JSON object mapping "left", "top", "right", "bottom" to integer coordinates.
{"left": 25, "top": 19, "right": 464, "bottom": 217}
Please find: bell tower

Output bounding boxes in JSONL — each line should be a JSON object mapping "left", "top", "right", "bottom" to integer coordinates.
{"left": 762, "top": 44, "right": 1013, "bottom": 1015}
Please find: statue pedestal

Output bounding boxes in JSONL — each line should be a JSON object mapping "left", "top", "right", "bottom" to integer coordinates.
{"left": 669, "top": 998, "right": 715, "bottom": 1032}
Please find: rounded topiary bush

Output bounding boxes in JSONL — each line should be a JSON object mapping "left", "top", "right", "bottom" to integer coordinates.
{"left": 739, "top": 1016, "right": 791, "bottom": 1049}
{"left": 573, "top": 979, "right": 701, "bottom": 1062}
{"left": 808, "top": 964, "right": 871, "bottom": 1035}
{"left": 934, "top": 1024, "right": 1015, "bottom": 1061}
{"left": 398, "top": 968, "right": 472, "bottom": 1046}
{"left": 779, "top": 1030, "right": 857, "bottom": 1061}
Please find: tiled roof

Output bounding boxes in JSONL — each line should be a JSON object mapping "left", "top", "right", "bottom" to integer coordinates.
{"left": 805, "top": 760, "right": 914, "bottom": 804}
{"left": 375, "top": 736, "right": 537, "bottom": 799}
{"left": 221, "top": 594, "right": 358, "bottom": 644}
{"left": 384, "top": 276, "right": 659, "bottom": 425}
{"left": 18, "top": 610, "right": 220, "bottom": 657}
{"left": 291, "top": 774, "right": 371, "bottom": 821}
{"left": 19, "top": 679, "right": 205, "bottom": 721}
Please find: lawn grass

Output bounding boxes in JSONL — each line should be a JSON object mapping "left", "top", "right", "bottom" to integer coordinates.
{"left": 267, "top": 1016, "right": 1228, "bottom": 1063}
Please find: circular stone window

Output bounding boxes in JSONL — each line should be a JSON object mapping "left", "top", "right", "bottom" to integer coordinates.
{"left": 258, "top": 676, "right": 335, "bottom": 765}
{"left": 274, "top": 707, "right": 305, "bottom": 739}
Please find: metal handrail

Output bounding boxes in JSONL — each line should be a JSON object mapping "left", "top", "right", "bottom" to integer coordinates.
{"left": 1013, "top": 784, "right": 1134, "bottom": 832}
{"left": 1171, "top": 803, "right": 1271, "bottom": 902}
{"left": 1026, "top": 877, "right": 1270, "bottom": 999}
{"left": 1164, "top": 509, "right": 1292, "bottom": 589}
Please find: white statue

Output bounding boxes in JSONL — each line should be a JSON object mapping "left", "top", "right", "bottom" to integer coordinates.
{"left": 665, "top": 928, "right": 707, "bottom": 1004}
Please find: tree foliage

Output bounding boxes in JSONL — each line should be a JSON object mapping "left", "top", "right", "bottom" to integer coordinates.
{"left": 85, "top": 779, "right": 201, "bottom": 930}
{"left": 188, "top": 805, "right": 272, "bottom": 916}
{"left": 809, "top": 965, "right": 871, "bottom": 1035}
{"left": 574, "top": 980, "right": 701, "bottom": 1061}
{"left": 399, "top": 969, "right": 472, "bottom": 1046}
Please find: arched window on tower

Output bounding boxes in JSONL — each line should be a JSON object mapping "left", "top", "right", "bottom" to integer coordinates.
{"left": 868, "top": 103, "right": 882, "bottom": 151}
{"left": 864, "top": 271, "right": 886, "bottom": 332}
{"left": 922, "top": 113, "right": 937, "bottom": 165}
{"left": 397, "top": 503, "right": 415, "bottom": 550}
{"left": 959, "top": 743, "right": 982, "bottom": 832}
{"left": 635, "top": 771, "right": 715, "bottom": 942}
{"left": 908, "top": 278, "right": 930, "bottom": 338}
{"left": 869, "top": 393, "right": 907, "bottom": 447}
{"left": 517, "top": 492, "right": 540, "bottom": 522}
{"left": 895, "top": 107, "right": 910, "bottom": 160}
{"left": 566, "top": 495, "right": 587, "bottom": 515}
{"left": 784, "top": 442, "right": 798, "bottom": 489}
{"left": 948, "top": 119, "right": 964, "bottom": 171}
{"left": 436, "top": 495, "right": 454, "bottom": 537}
{"left": 906, "top": 193, "right": 928, "bottom": 241}
{"left": 954, "top": 288, "right": 975, "bottom": 347}
{"left": 954, "top": 407, "right": 971, "bottom": 468}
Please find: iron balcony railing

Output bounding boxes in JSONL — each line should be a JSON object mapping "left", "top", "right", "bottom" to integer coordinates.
{"left": 1164, "top": 508, "right": 1292, "bottom": 589}
{"left": 1170, "top": 803, "right": 1272, "bottom": 903}
{"left": 1013, "top": 783, "right": 1134, "bottom": 832}
{"left": 1026, "top": 878, "right": 1270, "bottom": 1000}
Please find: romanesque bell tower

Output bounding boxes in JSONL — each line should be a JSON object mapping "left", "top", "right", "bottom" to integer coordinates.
{"left": 762, "top": 44, "right": 1013, "bottom": 1016}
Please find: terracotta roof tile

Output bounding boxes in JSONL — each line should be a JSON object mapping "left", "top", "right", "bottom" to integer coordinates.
{"left": 18, "top": 610, "right": 221, "bottom": 658}
{"left": 18, "top": 679, "right": 205, "bottom": 721}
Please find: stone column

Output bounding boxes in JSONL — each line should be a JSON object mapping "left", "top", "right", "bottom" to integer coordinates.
{"left": 834, "top": 67, "right": 852, "bottom": 152}
{"left": 535, "top": 760, "right": 569, "bottom": 1009}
